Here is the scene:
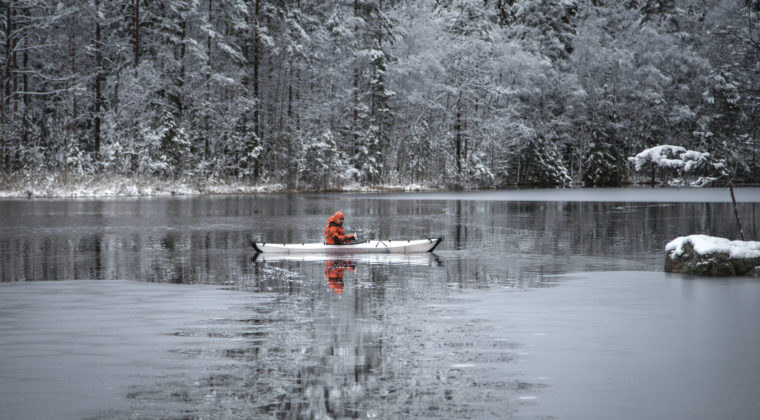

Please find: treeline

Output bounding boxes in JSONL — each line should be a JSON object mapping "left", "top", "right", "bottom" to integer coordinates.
{"left": 2, "top": 0, "right": 759, "bottom": 190}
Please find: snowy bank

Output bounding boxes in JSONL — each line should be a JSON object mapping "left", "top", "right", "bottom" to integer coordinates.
{"left": 665, "top": 235, "right": 760, "bottom": 276}
{"left": 0, "top": 175, "right": 287, "bottom": 198}
{"left": 0, "top": 174, "right": 440, "bottom": 198}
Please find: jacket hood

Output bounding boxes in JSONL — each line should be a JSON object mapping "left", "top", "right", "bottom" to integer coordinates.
{"left": 328, "top": 211, "right": 344, "bottom": 225}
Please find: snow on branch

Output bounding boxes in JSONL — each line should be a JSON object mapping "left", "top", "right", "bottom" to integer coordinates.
{"left": 628, "top": 145, "right": 727, "bottom": 185}
{"left": 629, "top": 145, "right": 697, "bottom": 171}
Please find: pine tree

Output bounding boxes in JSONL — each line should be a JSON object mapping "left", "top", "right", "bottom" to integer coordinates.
{"left": 516, "top": 132, "right": 572, "bottom": 187}
{"left": 157, "top": 111, "right": 191, "bottom": 177}
{"left": 582, "top": 127, "right": 625, "bottom": 187}
{"left": 299, "top": 130, "right": 356, "bottom": 190}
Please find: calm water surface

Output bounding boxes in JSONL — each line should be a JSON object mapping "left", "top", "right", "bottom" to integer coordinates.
{"left": 0, "top": 188, "right": 759, "bottom": 419}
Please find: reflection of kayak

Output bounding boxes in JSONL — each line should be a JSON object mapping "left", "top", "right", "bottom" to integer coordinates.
{"left": 251, "top": 237, "right": 443, "bottom": 254}
{"left": 252, "top": 252, "right": 442, "bottom": 266}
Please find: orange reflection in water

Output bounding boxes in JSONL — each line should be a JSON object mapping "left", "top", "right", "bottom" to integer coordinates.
{"left": 324, "top": 260, "right": 355, "bottom": 293}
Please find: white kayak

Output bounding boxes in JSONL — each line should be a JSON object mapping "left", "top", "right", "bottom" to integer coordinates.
{"left": 252, "top": 252, "right": 441, "bottom": 266}
{"left": 251, "top": 237, "right": 443, "bottom": 254}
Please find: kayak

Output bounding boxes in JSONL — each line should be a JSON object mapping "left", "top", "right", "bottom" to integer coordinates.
{"left": 251, "top": 252, "right": 442, "bottom": 266}
{"left": 251, "top": 237, "right": 443, "bottom": 254}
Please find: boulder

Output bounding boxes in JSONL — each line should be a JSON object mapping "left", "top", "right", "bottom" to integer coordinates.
{"left": 665, "top": 235, "right": 760, "bottom": 276}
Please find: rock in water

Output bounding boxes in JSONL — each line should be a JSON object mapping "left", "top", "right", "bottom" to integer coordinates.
{"left": 665, "top": 235, "right": 760, "bottom": 276}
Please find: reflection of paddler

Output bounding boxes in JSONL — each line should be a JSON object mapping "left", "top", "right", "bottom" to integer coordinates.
{"left": 324, "top": 260, "right": 355, "bottom": 293}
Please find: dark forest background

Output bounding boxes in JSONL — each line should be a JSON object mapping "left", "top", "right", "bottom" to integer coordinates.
{"left": 2, "top": 0, "right": 759, "bottom": 190}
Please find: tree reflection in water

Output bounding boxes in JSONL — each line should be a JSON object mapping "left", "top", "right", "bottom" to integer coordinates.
{"left": 1, "top": 195, "right": 758, "bottom": 418}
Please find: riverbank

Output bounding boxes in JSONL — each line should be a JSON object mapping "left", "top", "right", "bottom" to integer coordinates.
{"left": 0, "top": 174, "right": 433, "bottom": 198}
{"left": 2, "top": 173, "right": 759, "bottom": 199}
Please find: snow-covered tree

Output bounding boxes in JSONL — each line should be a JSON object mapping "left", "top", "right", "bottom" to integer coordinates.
{"left": 2, "top": 0, "right": 760, "bottom": 191}
{"left": 228, "top": 118, "right": 262, "bottom": 180}
{"left": 630, "top": 144, "right": 746, "bottom": 240}
{"left": 518, "top": 134, "right": 572, "bottom": 187}
{"left": 353, "top": 126, "right": 382, "bottom": 184}
{"left": 583, "top": 128, "right": 625, "bottom": 187}
{"left": 299, "top": 130, "right": 357, "bottom": 190}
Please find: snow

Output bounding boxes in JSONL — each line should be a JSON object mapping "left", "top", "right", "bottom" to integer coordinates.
{"left": 666, "top": 234, "right": 760, "bottom": 259}
{"left": 0, "top": 176, "right": 287, "bottom": 198}
{"left": 628, "top": 145, "right": 712, "bottom": 172}
{"left": 0, "top": 175, "right": 439, "bottom": 198}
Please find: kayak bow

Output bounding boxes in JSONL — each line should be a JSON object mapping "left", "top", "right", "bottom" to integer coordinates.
{"left": 251, "top": 237, "right": 443, "bottom": 254}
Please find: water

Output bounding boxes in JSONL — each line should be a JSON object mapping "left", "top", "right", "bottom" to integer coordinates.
{"left": 1, "top": 188, "right": 759, "bottom": 419}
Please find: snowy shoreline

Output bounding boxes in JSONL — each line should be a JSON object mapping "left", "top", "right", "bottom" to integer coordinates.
{"left": 1, "top": 175, "right": 759, "bottom": 199}
{"left": 0, "top": 175, "right": 435, "bottom": 198}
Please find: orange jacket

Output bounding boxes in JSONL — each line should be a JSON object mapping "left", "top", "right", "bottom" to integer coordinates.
{"left": 324, "top": 211, "right": 355, "bottom": 245}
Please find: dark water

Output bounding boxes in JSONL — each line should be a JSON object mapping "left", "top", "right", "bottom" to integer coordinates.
{"left": 1, "top": 189, "right": 759, "bottom": 419}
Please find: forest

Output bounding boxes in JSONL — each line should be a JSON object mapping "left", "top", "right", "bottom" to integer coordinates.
{"left": 1, "top": 0, "right": 759, "bottom": 191}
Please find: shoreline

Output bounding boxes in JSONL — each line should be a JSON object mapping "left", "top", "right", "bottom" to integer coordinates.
{"left": 1, "top": 175, "right": 758, "bottom": 200}
{"left": 0, "top": 175, "right": 438, "bottom": 199}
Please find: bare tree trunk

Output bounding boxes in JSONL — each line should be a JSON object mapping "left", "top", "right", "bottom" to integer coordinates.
{"left": 454, "top": 96, "right": 462, "bottom": 176}
{"left": 728, "top": 181, "right": 746, "bottom": 241}
{"left": 353, "top": 0, "right": 359, "bottom": 144}
{"left": 287, "top": 65, "right": 295, "bottom": 189}
{"left": 287, "top": 67, "right": 293, "bottom": 124}
{"left": 253, "top": 0, "right": 260, "bottom": 180}
{"left": 177, "top": 18, "right": 186, "bottom": 116}
{"left": 2, "top": 2, "right": 10, "bottom": 120}
{"left": 295, "top": 69, "right": 301, "bottom": 132}
{"left": 22, "top": 45, "right": 28, "bottom": 144}
{"left": 113, "top": 71, "right": 119, "bottom": 118}
{"left": 94, "top": 0, "right": 103, "bottom": 153}
{"left": 69, "top": 13, "right": 77, "bottom": 130}
{"left": 133, "top": 0, "right": 140, "bottom": 70}
{"left": 205, "top": 0, "right": 212, "bottom": 158}
{"left": 11, "top": 1, "right": 18, "bottom": 114}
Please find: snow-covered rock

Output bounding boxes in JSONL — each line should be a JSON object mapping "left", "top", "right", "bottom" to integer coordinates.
{"left": 665, "top": 234, "right": 760, "bottom": 276}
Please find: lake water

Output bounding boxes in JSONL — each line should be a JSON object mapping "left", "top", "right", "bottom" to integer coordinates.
{"left": 1, "top": 188, "right": 759, "bottom": 419}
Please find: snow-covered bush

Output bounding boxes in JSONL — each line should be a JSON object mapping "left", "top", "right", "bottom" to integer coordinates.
{"left": 134, "top": 113, "right": 191, "bottom": 178}
{"left": 136, "top": 126, "right": 169, "bottom": 176}
{"left": 463, "top": 151, "right": 495, "bottom": 189}
{"left": 100, "top": 140, "right": 129, "bottom": 174}
{"left": 63, "top": 141, "right": 95, "bottom": 177}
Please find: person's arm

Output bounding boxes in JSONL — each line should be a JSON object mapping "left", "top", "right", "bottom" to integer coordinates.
{"left": 330, "top": 227, "right": 354, "bottom": 244}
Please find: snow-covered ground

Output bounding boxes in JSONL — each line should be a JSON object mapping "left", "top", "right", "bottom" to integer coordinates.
{"left": 0, "top": 175, "right": 288, "bottom": 198}
{"left": 666, "top": 234, "right": 760, "bottom": 259}
{"left": 0, "top": 175, "right": 434, "bottom": 198}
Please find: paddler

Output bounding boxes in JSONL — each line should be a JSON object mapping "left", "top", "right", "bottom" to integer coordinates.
{"left": 324, "top": 211, "right": 356, "bottom": 245}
